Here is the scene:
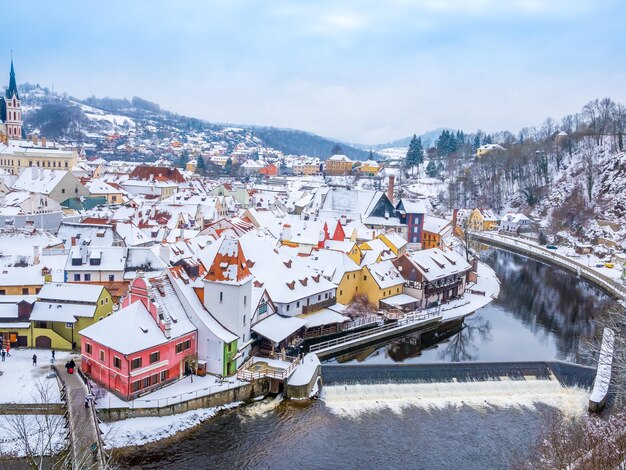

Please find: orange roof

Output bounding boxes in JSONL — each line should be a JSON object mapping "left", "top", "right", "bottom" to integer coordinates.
{"left": 204, "top": 238, "right": 252, "bottom": 284}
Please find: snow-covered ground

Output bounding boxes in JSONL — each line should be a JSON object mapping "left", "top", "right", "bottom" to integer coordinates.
{"left": 0, "top": 349, "right": 74, "bottom": 404}
{"left": 100, "top": 402, "right": 242, "bottom": 449}
{"left": 405, "top": 177, "right": 447, "bottom": 199}
{"left": 95, "top": 373, "right": 246, "bottom": 410}
{"left": 0, "top": 414, "right": 66, "bottom": 457}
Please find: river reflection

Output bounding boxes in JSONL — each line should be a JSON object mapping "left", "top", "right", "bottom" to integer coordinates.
{"left": 326, "top": 249, "right": 611, "bottom": 366}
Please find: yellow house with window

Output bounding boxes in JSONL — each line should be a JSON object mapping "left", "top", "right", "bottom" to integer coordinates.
{"left": 27, "top": 283, "right": 113, "bottom": 350}
{"left": 466, "top": 208, "right": 499, "bottom": 231}
{"left": 360, "top": 260, "right": 404, "bottom": 308}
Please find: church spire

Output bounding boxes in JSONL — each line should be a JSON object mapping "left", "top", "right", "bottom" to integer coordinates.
{"left": 6, "top": 55, "right": 19, "bottom": 100}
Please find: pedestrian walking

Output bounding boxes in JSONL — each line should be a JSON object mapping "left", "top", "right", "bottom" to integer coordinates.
{"left": 5, "top": 345, "right": 9, "bottom": 357}
{"left": 69, "top": 358, "right": 76, "bottom": 369}
{"left": 51, "top": 349, "right": 55, "bottom": 360}
{"left": 32, "top": 354, "right": 37, "bottom": 366}
{"left": 1, "top": 350, "right": 5, "bottom": 362}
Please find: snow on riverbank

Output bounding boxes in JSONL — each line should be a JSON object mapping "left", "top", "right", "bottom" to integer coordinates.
{"left": 0, "top": 414, "right": 66, "bottom": 457}
{"left": 101, "top": 402, "right": 243, "bottom": 449}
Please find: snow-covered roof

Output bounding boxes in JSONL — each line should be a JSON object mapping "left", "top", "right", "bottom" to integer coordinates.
{"left": 12, "top": 168, "right": 71, "bottom": 195}
{"left": 297, "top": 308, "right": 350, "bottom": 328}
{"left": 422, "top": 215, "right": 452, "bottom": 234}
{"left": 405, "top": 248, "right": 471, "bottom": 281}
{"left": 30, "top": 301, "right": 96, "bottom": 323}
{"left": 37, "top": 282, "right": 104, "bottom": 303}
{"left": 251, "top": 314, "right": 306, "bottom": 343}
{"left": 366, "top": 260, "right": 404, "bottom": 289}
{"left": 80, "top": 301, "right": 170, "bottom": 354}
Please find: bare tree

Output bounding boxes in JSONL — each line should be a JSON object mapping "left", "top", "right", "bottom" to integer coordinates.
{"left": 613, "top": 103, "right": 626, "bottom": 152}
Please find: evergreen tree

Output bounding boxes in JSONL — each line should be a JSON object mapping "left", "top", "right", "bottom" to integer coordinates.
{"left": 331, "top": 144, "right": 344, "bottom": 156}
{"left": 224, "top": 157, "right": 233, "bottom": 175}
{"left": 405, "top": 134, "right": 424, "bottom": 174}
{"left": 195, "top": 156, "right": 207, "bottom": 175}
{"left": 426, "top": 160, "right": 438, "bottom": 178}
{"left": 176, "top": 151, "right": 189, "bottom": 169}
{"left": 368, "top": 150, "right": 374, "bottom": 160}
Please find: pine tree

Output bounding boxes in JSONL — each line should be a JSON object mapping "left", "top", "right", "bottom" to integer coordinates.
{"left": 405, "top": 134, "right": 424, "bottom": 174}
{"left": 176, "top": 151, "right": 189, "bottom": 169}
{"left": 196, "top": 156, "right": 207, "bottom": 175}
{"left": 426, "top": 160, "right": 438, "bottom": 178}
{"left": 224, "top": 157, "right": 233, "bottom": 175}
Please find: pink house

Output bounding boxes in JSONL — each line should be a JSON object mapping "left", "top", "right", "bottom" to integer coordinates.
{"left": 79, "top": 272, "right": 197, "bottom": 400}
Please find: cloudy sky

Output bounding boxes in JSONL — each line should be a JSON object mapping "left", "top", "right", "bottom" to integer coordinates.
{"left": 6, "top": 0, "right": 626, "bottom": 144}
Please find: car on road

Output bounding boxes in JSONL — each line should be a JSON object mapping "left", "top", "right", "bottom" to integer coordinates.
{"left": 604, "top": 262, "right": 615, "bottom": 269}
{"left": 546, "top": 245, "right": 558, "bottom": 250}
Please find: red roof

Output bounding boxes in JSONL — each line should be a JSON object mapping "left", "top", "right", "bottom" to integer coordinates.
{"left": 129, "top": 166, "right": 186, "bottom": 183}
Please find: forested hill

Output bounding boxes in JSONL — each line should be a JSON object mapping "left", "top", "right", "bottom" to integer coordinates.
{"left": 19, "top": 83, "right": 375, "bottom": 160}
{"left": 248, "top": 127, "right": 372, "bottom": 161}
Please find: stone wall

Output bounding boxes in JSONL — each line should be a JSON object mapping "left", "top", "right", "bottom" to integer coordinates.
{"left": 99, "top": 379, "right": 270, "bottom": 422}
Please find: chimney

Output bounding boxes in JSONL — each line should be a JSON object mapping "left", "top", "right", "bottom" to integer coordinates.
{"left": 387, "top": 175, "right": 395, "bottom": 204}
{"left": 452, "top": 208, "right": 458, "bottom": 228}
{"left": 340, "top": 214, "right": 347, "bottom": 226}
{"left": 163, "top": 319, "right": 172, "bottom": 339}
{"left": 41, "top": 137, "right": 47, "bottom": 148}
{"left": 280, "top": 224, "right": 292, "bottom": 242}
{"left": 33, "top": 246, "right": 40, "bottom": 265}
{"left": 33, "top": 134, "right": 38, "bottom": 146}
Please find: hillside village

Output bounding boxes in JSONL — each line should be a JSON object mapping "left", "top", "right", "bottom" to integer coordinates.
{"left": 1, "top": 58, "right": 626, "bottom": 461}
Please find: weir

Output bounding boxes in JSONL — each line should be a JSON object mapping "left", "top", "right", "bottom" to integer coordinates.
{"left": 322, "top": 361, "right": 596, "bottom": 389}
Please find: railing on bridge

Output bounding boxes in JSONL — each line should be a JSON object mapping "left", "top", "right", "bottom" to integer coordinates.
{"left": 309, "top": 311, "right": 441, "bottom": 353}
{"left": 236, "top": 355, "right": 301, "bottom": 382}
{"left": 303, "top": 315, "right": 381, "bottom": 340}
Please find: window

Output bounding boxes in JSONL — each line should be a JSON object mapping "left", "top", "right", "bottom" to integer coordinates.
{"left": 296, "top": 301, "right": 300, "bottom": 308}
{"left": 100, "top": 299, "right": 104, "bottom": 306}
{"left": 85, "top": 343, "right": 92, "bottom": 355}
{"left": 244, "top": 295, "right": 247, "bottom": 307}
{"left": 131, "top": 357, "right": 142, "bottom": 370}
{"left": 105, "top": 297, "right": 109, "bottom": 304}
{"left": 22, "top": 287, "right": 29, "bottom": 295}
{"left": 142, "top": 377, "right": 150, "bottom": 388}
{"left": 108, "top": 275, "right": 115, "bottom": 282}
{"left": 160, "top": 370, "right": 169, "bottom": 382}
{"left": 65, "top": 322, "right": 73, "bottom": 329}
{"left": 99, "top": 350, "right": 105, "bottom": 361}
{"left": 175, "top": 340, "right": 191, "bottom": 353}
{"left": 113, "top": 356, "right": 121, "bottom": 369}
{"left": 219, "top": 292, "right": 223, "bottom": 302}
{"left": 84, "top": 274, "right": 91, "bottom": 281}
{"left": 61, "top": 188, "right": 65, "bottom": 194}
{"left": 131, "top": 381, "right": 141, "bottom": 393}
{"left": 325, "top": 293, "right": 328, "bottom": 299}
{"left": 149, "top": 351, "right": 160, "bottom": 364}
{"left": 73, "top": 274, "right": 80, "bottom": 281}
{"left": 363, "top": 275, "right": 367, "bottom": 281}
{"left": 339, "top": 290, "right": 343, "bottom": 296}
{"left": 318, "top": 295, "right": 321, "bottom": 301}
{"left": 286, "top": 304, "right": 290, "bottom": 312}
{"left": 243, "top": 315, "right": 246, "bottom": 326}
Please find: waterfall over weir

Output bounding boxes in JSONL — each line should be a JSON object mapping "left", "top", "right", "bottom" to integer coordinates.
{"left": 320, "top": 362, "right": 595, "bottom": 417}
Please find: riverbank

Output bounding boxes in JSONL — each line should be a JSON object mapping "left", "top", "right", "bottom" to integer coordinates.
{"left": 470, "top": 231, "right": 626, "bottom": 303}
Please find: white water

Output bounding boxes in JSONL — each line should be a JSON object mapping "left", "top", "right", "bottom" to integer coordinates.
{"left": 321, "top": 379, "right": 589, "bottom": 417}
{"left": 241, "top": 393, "right": 284, "bottom": 419}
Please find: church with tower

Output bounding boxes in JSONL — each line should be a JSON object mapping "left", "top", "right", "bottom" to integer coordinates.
{"left": 0, "top": 58, "right": 23, "bottom": 140}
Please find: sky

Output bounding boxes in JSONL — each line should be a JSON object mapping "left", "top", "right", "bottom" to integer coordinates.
{"left": 5, "top": 0, "right": 626, "bottom": 145}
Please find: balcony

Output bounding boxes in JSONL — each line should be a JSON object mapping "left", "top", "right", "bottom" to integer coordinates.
{"left": 301, "top": 296, "right": 336, "bottom": 314}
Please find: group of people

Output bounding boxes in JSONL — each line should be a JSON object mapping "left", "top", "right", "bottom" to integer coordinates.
{"left": 0, "top": 345, "right": 10, "bottom": 361}
{"left": 65, "top": 359, "right": 76, "bottom": 374}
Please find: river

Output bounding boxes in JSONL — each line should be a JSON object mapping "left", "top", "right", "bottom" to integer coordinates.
{"left": 117, "top": 249, "right": 613, "bottom": 470}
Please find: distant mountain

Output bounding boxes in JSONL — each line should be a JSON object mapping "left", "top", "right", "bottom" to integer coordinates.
{"left": 18, "top": 83, "right": 376, "bottom": 161}
{"left": 371, "top": 128, "right": 454, "bottom": 150}
{"left": 247, "top": 126, "right": 374, "bottom": 161}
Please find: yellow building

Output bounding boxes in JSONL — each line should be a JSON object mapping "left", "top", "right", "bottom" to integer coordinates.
{"left": 358, "top": 160, "right": 381, "bottom": 176}
{"left": 16, "top": 283, "right": 112, "bottom": 350}
{"left": 0, "top": 136, "right": 79, "bottom": 176}
{"left": 186, "top": 159, "right": 197, "bottom": 172}
{"left": 325, "top": 154, "right": 353, "bottom": 176}
{"left": 466, "top": 208, "right": 499, "bottom": 231}
{"left": 85, "top": 179, "right": 124, "bottom": 204}
{"left": 360, "top": 260, "right": 405, "bottom": 308}
{"left": 476, "top": 144, "right": 505, "bottom": 158}
{"left": 378, "top": 232, "right": 408, "bottom": 256}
